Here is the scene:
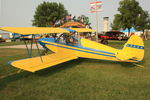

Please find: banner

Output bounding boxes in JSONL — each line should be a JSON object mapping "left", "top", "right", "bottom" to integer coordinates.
{"left": 90, "top": 1, "right": 102, "bottom": 13}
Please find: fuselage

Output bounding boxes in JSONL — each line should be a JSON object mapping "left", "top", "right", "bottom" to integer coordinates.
{"left": 39, "top": 37, "right": 137, "bottom": 62}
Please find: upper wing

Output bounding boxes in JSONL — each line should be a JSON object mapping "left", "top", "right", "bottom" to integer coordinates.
{"left": 0, "top": 27, "right": 70, "bottom": 35}
{"left": 9, "top": 53, "right": 77, "bottom": 72}
{"left": 0, "top": 27, "right": 96, "bottom": 35}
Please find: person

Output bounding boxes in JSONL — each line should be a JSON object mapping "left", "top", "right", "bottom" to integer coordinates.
{"left": 61, "top": 18, "right": 64, "bottom": 25}
{"left": 41, "top": 34, "right": 47, "bottom": 38}
{"left": 118, "top": 35, "right": 122, "bottom": 40}
{"left": 77, "top": 16, "right": 81, "bottom": 22}
{"left": 64, "top": 32, "right": 78, "bottom": 45}
{"left": 84, "top": 17, "right": 89, "bottom": 25}
{"left": 68, "top": 14, "right": 72, "bottom": 21}
{"left": 72, "top": 16, "right": 76, "bottom": 21}
{"left": 66, "top": 14, "right": 72, "bottom": 22}
{"left": 64, "top": 16, "right": 67, "bottom": 23}
{"left": 54, "top": 20, "right": 61, "bottom": 27}
{"left": 80, "top": 17, "right": 84, "bottom": 23}
{"left": 62, "top": 33, "right": 69, "bottom": 44}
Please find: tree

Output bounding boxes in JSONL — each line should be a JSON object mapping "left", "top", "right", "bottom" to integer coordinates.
{"left": 135, "top": 10, "right": 150, "bottom": 40}
{"left": 111, "top": 0, "right": 142, "bottom": 36}
{"left": 32, "top": 2, "right": 68, "bottom": 27}
{"left": 111, "top": 14, "right": 122, "bottom": 30}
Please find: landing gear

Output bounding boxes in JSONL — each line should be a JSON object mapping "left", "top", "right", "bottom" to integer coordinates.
{"left": 100, "top": 39, "right": 108, "bottom": 45}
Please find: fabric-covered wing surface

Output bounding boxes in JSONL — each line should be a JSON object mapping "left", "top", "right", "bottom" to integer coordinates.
{"left": 9, "top": 53, "right": 77, "bottom": 72}
{"left": 0, "top": 27, "right": 70, "bottom": 35}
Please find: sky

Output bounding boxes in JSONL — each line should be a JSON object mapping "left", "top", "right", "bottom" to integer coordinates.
{"left": 0, "top": 0, "right": 150, "bottom": 32}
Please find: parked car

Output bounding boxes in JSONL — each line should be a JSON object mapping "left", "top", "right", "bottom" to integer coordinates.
{"left": 98, "top": 31, "right": 128, "bottom": 40}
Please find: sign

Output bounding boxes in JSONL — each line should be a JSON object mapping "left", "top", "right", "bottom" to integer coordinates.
{"left": 90, "top": 1, "right": 102, "bottom": 13}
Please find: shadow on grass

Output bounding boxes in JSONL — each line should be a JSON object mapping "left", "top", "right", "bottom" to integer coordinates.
{"left": 76, "top": 58, "right": 145, "bottom": 68}
{"left": 0, "top": 58, "right": 85, "bottom": 90}
{"left": 35, "top": 58, "right": 85, "bottom": 76}
{"left": 0, "top": 71, "right": 32, "bottom": 90}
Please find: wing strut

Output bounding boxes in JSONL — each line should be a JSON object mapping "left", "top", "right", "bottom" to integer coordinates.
{"left": 22, "top": 34, "right": 43, "bottom": 62}
{"left": 33, "top": 34, "right": 43, "bottom": 63}
{"left": 30, "top": 35, "right": 34, "bottom": 57}
{"left": 22, "top": 35, "right": 31, "bottom": 58}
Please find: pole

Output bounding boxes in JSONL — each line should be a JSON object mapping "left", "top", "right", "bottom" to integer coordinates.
{"left": 95, "top": 0, "right": 99, "bottom": 42}
{"left": 96, "top": 9, "right": 98, "bottom": 42}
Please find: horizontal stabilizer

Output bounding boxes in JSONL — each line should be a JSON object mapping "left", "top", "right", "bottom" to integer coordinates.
{"left": 9, "top": 53, "right": 77, "bottom": 72}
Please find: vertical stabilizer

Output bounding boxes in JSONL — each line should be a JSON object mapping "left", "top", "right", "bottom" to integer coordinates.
{"left": 116, "top": 35, "right": 144, "bottom": 61}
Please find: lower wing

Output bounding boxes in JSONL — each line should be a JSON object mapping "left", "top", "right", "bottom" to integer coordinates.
{"left": 9, "top": 53, "right": 77, "bottom": 72}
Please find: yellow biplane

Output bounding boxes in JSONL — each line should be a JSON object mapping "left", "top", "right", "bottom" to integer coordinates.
{"left": 0, "top": 27, "right": 144, "bottom": 72}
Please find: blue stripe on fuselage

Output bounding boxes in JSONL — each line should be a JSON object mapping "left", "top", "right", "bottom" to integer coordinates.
{"left": 41, "top": 41, "right": 116, "bottom": 58}
{"left": 39, "top": 38, "right": 115, "bottom": 55}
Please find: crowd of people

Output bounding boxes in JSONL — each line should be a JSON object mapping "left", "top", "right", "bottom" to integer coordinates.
{"left": 53, "top": 14, "right": 90, "bottom": 27}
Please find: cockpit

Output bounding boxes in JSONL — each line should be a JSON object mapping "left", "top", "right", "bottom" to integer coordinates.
{"left": 55, "top": 33, "right": 79, "bottom": 46}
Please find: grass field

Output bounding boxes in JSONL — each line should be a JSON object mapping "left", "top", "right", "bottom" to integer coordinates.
{"left": 0, "top": 40, "right": 150, "bottom": 100}
{"left": 0, "top": 41, "right": 26, "bottom": 46}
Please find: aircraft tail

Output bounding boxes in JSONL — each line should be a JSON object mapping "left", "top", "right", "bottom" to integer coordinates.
{"left": 116, "top": 35, "right": 144, "bottom": 62}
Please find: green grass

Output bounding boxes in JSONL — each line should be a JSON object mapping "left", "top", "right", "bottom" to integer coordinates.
{"left": 0, "top": 40, "right": 150, "bottom": 100}
{"left": 0, "top": 41, "right": 27, "bottom": 46}
{"left": 108, "top": 40, "right": 126, "bottom": 49}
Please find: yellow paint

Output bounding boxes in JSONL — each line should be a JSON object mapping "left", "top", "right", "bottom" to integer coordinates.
{"left": 44, "top": 41, "right": 118, "bottom": 61}
{"left": 0, "top": 27, "right": 96, "bottom": 35}
{"left": 44, "top": 41, "right": 114, "bottom": 55}
{"left": 11, "top": 53, "right": 77, "bottom": 72}
{"left": 81, "top": 38, "right": 119, "bottom": 53}
{"left": 0, "top": 27, "right": 70, "bottom": 35}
